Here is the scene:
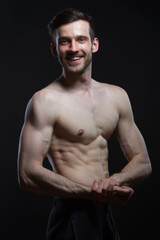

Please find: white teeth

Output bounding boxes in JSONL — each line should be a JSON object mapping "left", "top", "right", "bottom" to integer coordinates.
{"left": 68, "top": 57, "right": 81, "bottom": 60}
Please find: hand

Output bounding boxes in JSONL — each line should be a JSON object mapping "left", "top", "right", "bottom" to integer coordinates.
{"left": 91, "top": 177, "right": 134, "bottom": 204}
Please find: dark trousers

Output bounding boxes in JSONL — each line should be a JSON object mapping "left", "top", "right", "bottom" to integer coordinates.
{"left": 46, "top": 198, "right": 120, "bottom": 240}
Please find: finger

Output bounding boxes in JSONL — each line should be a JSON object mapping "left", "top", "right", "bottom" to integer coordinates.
{"left": 93, "top": 179, "right": 108, "bottom": 203}
{"left": 101, "top": 179, "right": 117, "bottom": 203}
{"left": 121, "top": 186, "right": 134, "bottom": 196}
{"left": 101, "top": 178, "right": 119, "bottom": 202}
{"left": 103, "top": 177, "right": 119, "bottom": 195}
{"left": 97, "top": 179, "right": 104, "bottom": 193}
{"left": 91, "top": 180, "right": 101, "bottom": 202}
{"left": 101, "top": 179, "right": 109, "bottom": 191}
{"left": 91, "top": 180, "right": 99, "bottom": 192}
{"left": 113, "top": 186, "right": 134, "bottom": 197}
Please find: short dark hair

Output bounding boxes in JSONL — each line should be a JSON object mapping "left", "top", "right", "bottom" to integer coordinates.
{"left": 48, "top": 8, "right": 95, "bottom": 42}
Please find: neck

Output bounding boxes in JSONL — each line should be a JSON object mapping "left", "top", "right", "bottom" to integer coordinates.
{"left": 60, "top": 68, "right": 92, "bottom": 91}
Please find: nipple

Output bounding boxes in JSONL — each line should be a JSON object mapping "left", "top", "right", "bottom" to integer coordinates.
{"left": 78, "top": 129, "right": 84, "bottom": 136}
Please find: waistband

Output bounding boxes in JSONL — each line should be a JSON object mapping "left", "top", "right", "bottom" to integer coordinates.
{"left": 53, "top": 198, "right": 110, "bottom": 212}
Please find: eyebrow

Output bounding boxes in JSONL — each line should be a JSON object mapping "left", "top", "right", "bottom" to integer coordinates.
{"left": 58, "top": 35, "right": 89, "bottom": 40}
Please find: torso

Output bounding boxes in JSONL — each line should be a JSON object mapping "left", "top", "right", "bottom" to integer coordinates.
{"left": 45, "top": 79, "right": 120, "bottom": 186}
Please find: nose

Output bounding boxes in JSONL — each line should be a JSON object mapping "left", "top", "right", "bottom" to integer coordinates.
{"left": 69, "top": 40, "right": 79, "bottom": 52}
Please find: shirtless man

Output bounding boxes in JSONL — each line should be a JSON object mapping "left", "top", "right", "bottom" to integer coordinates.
{"left": 18, "top": 8, "right": 152, "bottom": 240}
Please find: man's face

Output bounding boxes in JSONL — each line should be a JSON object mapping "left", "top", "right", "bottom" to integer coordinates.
{"left": 54, "top": 20, "right": 98, "bottom": 74}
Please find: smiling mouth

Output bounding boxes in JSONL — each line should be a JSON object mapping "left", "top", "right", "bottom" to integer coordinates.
{"left": 69, "top": 57, "right": 81, "bottom": 60}
{"left": 66, "top": 56, "right": 83, "bottom": 61}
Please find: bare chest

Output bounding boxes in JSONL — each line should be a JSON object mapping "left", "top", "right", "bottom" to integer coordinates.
{"left": 54, "top": 91, "right": 119, "bottom": 143}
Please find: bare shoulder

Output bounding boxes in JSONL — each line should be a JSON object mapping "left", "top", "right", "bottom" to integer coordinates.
{"left": 29, "top": 80, "right": 63, "bottom": 107}
{"left": 103, "top": 83, "right": 132, "bottom": 116}
{"left": 33, "top": 84, "right": 59, "bottom": 102}
{"left": 104, "top": 83, "right": 126, "bottom": 95}
{"left": 94, "top": 80, "right": 132, "bottom": 115}
{"left": 94, "top": 80, "right": 128, "bottom": 99}
{"left": 25, "top": 84, "right": 61, "bottom": 123}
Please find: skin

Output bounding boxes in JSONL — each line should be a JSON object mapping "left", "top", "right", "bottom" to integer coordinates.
{"left": 18, "top": 20, "right": 152, "bottom": 204}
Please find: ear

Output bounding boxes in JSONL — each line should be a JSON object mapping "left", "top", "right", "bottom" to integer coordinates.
{"left": 50, "top": 42, "right": 57, "bottom": 57}
{"left": 92, "top": 38, "right": 99, "bottom": 53}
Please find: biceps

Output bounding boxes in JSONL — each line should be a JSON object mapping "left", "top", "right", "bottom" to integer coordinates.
{"left": 19, "top": 123, "right": 52, "bottom": 166}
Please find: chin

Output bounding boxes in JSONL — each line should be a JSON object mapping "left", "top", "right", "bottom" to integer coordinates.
{"left": 64, "top": 65, "right": 85, "bottom": 74}
{"left": 65, "top": 62, "right": 91, "bottom": 75}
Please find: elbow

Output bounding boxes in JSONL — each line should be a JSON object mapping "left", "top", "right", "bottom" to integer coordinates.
{"left": 144, "top": 157, "right": 152, "bottom": 179}
{"left": 18, "top": 171, "right": 33, "bottom": 191}
{"left": 18, "top": 176, "right": 29, "bottom": 191}
{"left": 18, "top": 164, "right": 41, "bottom": 192}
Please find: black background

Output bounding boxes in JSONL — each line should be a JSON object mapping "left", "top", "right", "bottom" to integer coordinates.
{"left": 1, "top": 0, "right": 159, "bottom": 239}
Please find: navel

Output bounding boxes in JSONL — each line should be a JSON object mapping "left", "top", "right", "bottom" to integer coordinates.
{"left": 78, "top": 129, "right": 84, "bottom": 136}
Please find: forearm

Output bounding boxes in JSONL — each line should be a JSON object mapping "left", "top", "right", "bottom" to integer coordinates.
{"left": 19, "top": 165, "right": 91, "bottom": 199}
{"left": 111, "top": 154, "right": 152, "bottom": 187}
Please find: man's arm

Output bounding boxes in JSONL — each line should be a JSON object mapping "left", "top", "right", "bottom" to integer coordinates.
{"left": 112, "top": 89, "right": 152, "bottom": 187}
{"left": 18, "top": 91, "right": 90, "bottom": 199}
{"left": 91, "top": 88, "right": 151, "bottom": 204}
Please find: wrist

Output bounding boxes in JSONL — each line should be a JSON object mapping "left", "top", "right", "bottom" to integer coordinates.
{"left": 110, "top": 173, "right": 124, "bottom": 186}
{"left": 111, "top": 172, "right": 132, "bottom": 187}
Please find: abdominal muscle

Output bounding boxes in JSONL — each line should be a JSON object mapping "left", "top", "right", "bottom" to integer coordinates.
{"left": 48, "top": 135, "right": 109, "bottom": 187}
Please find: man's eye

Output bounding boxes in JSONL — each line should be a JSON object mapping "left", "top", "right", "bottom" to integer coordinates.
{"left": 59, "top": 39, "right": 69, "bottom": 45}
{"left": 79, "top": 38, "right": 85, "bottom": 42}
